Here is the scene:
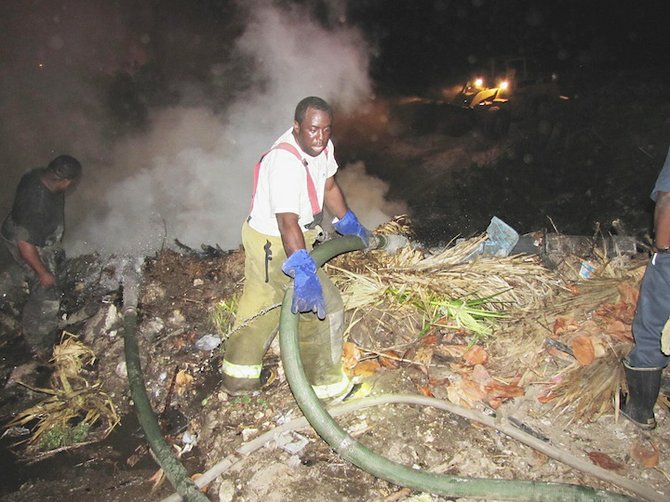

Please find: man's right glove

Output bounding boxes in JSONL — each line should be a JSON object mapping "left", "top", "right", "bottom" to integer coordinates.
{"left": 282, "top": 249, "right": 326, "bottom": 320}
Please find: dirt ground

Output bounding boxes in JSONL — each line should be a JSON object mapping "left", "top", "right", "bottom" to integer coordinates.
{"left": 2, "top": 69, "right": 670, "bottom": 502}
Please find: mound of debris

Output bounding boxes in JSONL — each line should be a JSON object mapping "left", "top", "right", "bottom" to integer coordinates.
{"left": 1, "top": 218, "right": 668, "bottom": 501}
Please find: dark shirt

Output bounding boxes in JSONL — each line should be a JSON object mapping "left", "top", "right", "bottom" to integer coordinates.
{"left": 651, "top": 146, "right": 670, "bottom": 201}
{"left": 1, "top": 168, "right": 64, "bottom": 247}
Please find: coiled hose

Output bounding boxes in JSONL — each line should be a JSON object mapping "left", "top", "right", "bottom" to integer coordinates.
{"left": 278, "top": 235, "right": 635, "bottom": 501}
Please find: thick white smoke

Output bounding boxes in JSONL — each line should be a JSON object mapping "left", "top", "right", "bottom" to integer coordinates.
{"left": 1, "top": 1, "right": 405, "bottom": 258}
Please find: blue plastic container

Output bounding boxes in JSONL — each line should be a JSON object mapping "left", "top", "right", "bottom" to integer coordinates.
{"left": 483, "top": 216, "right": 519, "bottom": 257}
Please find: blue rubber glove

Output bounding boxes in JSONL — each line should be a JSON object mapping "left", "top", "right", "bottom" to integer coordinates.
{"left": 282, "top": 249, "right": 326, "bottom": 319}
{"left": 334, "top": 210, "right": 369, "bottom": 248}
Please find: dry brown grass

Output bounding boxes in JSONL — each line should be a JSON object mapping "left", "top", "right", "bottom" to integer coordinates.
{"left": 5, "top": 332, "right": 120, "bottom": 458}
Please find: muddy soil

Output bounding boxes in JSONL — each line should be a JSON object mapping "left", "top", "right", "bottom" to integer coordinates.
{"left": 1, "top": 68, "right": 670, "bottom": 502}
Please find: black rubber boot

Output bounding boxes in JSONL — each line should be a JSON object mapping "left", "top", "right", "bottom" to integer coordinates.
{"left": 620, "top": 360, "right": 663, "bottom": 430}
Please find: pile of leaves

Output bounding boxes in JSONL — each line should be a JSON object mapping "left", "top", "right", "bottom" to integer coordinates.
{"left": 320, "top": 217, "right": 646, "bottom": 422}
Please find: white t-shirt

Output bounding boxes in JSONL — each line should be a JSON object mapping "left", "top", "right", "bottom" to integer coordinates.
{"left": 248, "top": 127, "right": 338, "bottom": 236}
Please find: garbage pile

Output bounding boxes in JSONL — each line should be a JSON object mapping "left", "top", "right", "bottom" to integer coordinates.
{"left": 2, "top": 215, "right": 666, "bottom": 501}
{"left": 325, "top": 216, "right": 645, "bottom": 422}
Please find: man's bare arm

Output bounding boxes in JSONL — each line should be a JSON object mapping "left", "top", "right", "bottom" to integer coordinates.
{"left": 654, "top": 192, "right": 670, "bottom": 249}
{"left": 277, "top": 212, "right": 307, "bottom": 257}
{"left": 323, "top": 176, "right": 348, "bottom": 220}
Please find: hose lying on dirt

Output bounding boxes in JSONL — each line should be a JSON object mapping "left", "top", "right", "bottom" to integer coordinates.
{"left": 279, "top": 234, "right": 638, "bottom": 502}
{"left": 121, "top": 257, "right": 208, "bottom": 502}
{"left": 164, "top": 236, "right": 660, "bottom": 502}
{"left": 162, "top": 393, "right": 662, "bottom": 502}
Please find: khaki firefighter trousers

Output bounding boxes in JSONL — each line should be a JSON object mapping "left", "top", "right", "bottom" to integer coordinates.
{"left": 221, "top": 221, "right": 349, "bottom": 398}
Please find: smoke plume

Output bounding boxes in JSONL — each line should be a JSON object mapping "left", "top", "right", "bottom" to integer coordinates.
{"left": 0, "top": 1, "right": 404, "bottom": 258}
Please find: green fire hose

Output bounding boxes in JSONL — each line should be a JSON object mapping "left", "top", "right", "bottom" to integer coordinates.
{"left": 278, "top": 235, "right": 634, "bottom": 501}
{"left": 122, "top": 259, "right": 208, "bottom": 502}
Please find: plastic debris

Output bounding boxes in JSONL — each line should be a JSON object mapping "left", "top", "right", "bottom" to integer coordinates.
{"left": 275, "top": 430, "right": 309, "bottom": 455}
{"left": 579, "top": 260, "right": 596, "bottom": 279}
{"left": 483, "top": 216, "right": 519, "bottom": 257}
{"left": 195, "top": 334, "right": 222, "bottom": 351}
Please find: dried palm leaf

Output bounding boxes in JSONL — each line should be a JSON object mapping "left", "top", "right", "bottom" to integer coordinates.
{"left": 5, "top": 333, "right": 120, "bottom": 456}
{"left": 538, "top": 346, "right": 627, "bottom": 424}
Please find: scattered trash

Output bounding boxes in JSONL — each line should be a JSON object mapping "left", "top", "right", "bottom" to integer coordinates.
{"left": 1, "top": 426, "right": 30, "bottom": 439}
{"left": 544, "top": 234, "right": 637, "bottom": 257}
{"left": 458, "top": 216, "right": 520, "bottom": 260}
{"left": 275, "top": 430, "right": 309, "bottom": 455}
{"left": 587, "top": 451, "right": 624, "bottom": 471}
{"left": 141, "top": 317, "right": 165, "bottom": 339}
{"left": 195, "top": 334, "right": 221, "bottom": 351}
{"left": 347, "top": 420, "right": 369, "bottom": 436}
{"left": 630, "top": 440, "right": 660, "bottom": 468}
{"left": 286, "top": 454, "right": 302, "bottom": 467}
{"left": 242, "top": 428, "right": 259, "bottom": 441}
{"left": 182, "top": 430, "right": 197, "bottom": 447}
{"left": 483, "top": 216, "right": 519, "bottom": 257}
{"left": 175, "top": 369, "right": 193, "bottom": 395}
{"left": 579, "top": 260, "right": 596, "bottom": 279}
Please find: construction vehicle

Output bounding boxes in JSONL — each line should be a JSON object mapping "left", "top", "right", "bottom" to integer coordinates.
{"left": 388, "top": 57, "right": 567, "bottom": 139}
{"left": 465, "top": 56, "right": 568, "bottom": 122}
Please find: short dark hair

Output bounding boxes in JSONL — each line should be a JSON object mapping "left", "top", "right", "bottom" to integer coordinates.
{"left": 47, "top": 155, "right": 82, "bottom": 180}
{"left": 294, "top": 96, "right": 332, "bottom": 124}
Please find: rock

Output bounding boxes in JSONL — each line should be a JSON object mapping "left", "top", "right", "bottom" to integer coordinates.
{"left": 81, "top": 304, "right": 123, "bottom": 342}
{"left": 218, "top": 479, "right": 235, "bottom": 502}
{"left": 140, "top": 317, "right": 164, "bottom": 339}
{"left": 141, "top": 281, "right": 166, "bottom": 304}
{"left": 168, "top": 309, "right": 186, "bottom": 327}
{"left": 115, "top": 360, "right": 127, "bottom": 378}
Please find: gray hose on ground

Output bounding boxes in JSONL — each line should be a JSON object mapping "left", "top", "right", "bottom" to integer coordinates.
{"left": 162, "top": 394, "right": 662, "bottom": 502}
{"left": 122, "top": 258, "right": 208, "bottom": 502}
{"left": 280, "top": 236, "right": 636, "bottom": 501}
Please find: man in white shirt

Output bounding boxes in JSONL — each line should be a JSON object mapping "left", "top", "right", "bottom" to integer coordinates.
{"left": 221, "top": 96, "right": 368, "bottom": 398}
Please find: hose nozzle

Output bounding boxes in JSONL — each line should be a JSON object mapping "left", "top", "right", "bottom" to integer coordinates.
{"left": 368, "top": 234, "right": 409, "bottom": 254}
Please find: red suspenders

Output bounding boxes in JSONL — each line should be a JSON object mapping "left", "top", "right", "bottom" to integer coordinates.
{"left": 250, "top": 142, "right": 327, "bottom": 216}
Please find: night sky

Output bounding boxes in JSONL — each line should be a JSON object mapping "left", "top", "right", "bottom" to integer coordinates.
{"left": 1, "top": 0, "right": 669, "bottom": 254}
{"left": 352, "top": 1, "right": 670, "bottom": 93}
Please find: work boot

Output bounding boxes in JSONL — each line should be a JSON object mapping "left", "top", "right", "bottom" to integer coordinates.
{"left": 620, "top": 359, "right": 663, "bottom": 430}
{"left": 221, "top": 368, "right": 276, "bottom": 396}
